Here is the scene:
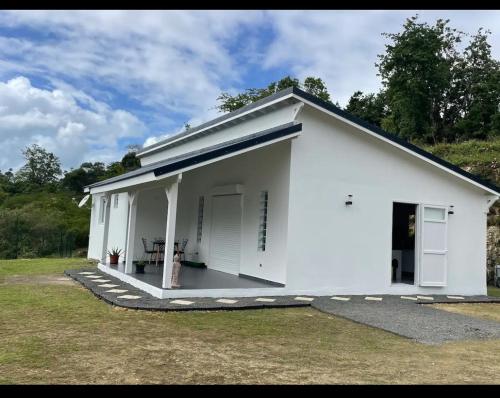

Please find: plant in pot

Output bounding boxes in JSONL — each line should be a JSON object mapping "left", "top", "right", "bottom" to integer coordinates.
{"left": 107, "top": 247, "right": 123, "bottom": 265}
{"left": 135, "top": 259, "right": 146, "bottom": 274}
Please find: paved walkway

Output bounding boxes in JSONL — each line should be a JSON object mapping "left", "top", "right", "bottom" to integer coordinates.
{"left": 66, "top": 268, "right": 500, "bottom": 344}
{"left": 65, "top": 269, "right": 309, "bottom": 311}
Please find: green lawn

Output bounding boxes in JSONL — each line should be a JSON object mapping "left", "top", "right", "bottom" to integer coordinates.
{"left": 487, "top": 286, "right": 500, "bottom": 297}
{"left": 1, "top": 258, "right": 500, "bottom": 384}
{"left": 0, "top": 257, "right": 93, "bottom": 279}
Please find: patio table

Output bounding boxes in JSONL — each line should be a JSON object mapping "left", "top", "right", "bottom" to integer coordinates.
{"left": 152, "top": 240, "right": 179, "bottom": 267}
{"left": 152, "top": 239, "right": 165, "bottom": 267}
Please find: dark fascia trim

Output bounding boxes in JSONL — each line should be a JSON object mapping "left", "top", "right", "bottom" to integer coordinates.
{"left": 238, "top": 273, "right": 285, "bottom": 287}
{"left": 137, "top": 87, "right": 296, "bottom": 157}
{"left": 153, "top": 122, "right": 302, "bottom": 178}
{"left": 290, "top": 86, "right": 500, "bottom": 195}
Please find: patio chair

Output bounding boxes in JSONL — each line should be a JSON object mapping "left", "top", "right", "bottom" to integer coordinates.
{"left": 141, "top": 238, "right": 156, "bottom": 264}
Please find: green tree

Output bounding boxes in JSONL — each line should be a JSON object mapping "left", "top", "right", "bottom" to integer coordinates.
{"left": 216, "top": 75, "right": 331, "bottom": 113}
{"left": 120, "top": 150, "right": 141, "bottom": 171}
{"left": 345, "top": 91, "right": 388, "bottom": 127}
{"left": 61, "top": 162, "right": 107, "bottom": 194}
{"left": 377, "top": 15, "right": 463, "bottom": 143}
{"left": 16, "top": 144, "right": 62, "bottom": 188}
{"left": 454, "top": 29, "right": 500, "bottom": 140}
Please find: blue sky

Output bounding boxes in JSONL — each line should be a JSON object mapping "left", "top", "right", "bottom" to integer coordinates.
{"left": 0, "top": 10, "right": 499, "bottom": 171}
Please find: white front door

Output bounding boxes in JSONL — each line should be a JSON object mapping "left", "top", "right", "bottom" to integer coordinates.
{"left": 209, "top": 194, "right": 242, "bottom": 275}
{"left": 419, "top": 205, "right": 448, "bottom": 286}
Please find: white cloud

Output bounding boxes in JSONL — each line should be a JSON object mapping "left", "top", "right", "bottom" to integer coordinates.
{"left": 0, "top": 10, "right": 498, "bottom": 165}
{"left": 0, "top": 76, "right": 145, "bottom": 171}
{"left": 0, "top": 11, "right": 265, "bottom": 136}
{"left": 262, "top": 10, "right": 500, "bottom": 107}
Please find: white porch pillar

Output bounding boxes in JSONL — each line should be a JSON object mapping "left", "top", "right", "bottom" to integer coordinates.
{"left": 100, "top": 193, "right": 111, "bottom": 264}
{"left": 124, "top": 191, "right": 139, "bottom": 274}
{"left": 162, "top": 175, "right": 182, "bottom": 289}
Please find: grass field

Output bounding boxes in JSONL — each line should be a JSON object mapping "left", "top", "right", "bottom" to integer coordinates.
{"left": 1, "top": 258, "right": 500, "bottom": 384}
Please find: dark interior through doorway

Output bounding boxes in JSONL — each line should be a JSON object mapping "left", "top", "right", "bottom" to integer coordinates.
{"left": 392, "top": 202, "right": 417, "bottom": 284}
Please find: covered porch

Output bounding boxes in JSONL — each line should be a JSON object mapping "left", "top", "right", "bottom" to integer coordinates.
{"left": 88, "top": 123, "right": 299, "bottom": 298}
{"left": 104, "top": 262, "right": 281, "bottom": 290}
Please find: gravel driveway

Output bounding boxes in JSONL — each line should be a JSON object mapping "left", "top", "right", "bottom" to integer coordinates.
{"left": 312, "top": 295, "right": 500, "bottom": 344}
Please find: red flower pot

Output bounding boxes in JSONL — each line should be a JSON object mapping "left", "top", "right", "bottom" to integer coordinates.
{"left": 110, "top": 255, "right": 119, "bottom": 265}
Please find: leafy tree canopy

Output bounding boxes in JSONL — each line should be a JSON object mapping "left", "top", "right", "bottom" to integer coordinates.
{"left": 216, "top": 75, "right": 332, "bottom": 113}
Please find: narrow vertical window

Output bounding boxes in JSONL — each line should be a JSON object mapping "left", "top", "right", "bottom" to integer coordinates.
{"left": 99, "top": 196, "right": 106, "bottom": 224}
{"left": 113, "top": 194, "right": 119, "bottom": 208}
{"left": 258, "top": 191, "right": 268, "bottom": 251}
{"left": 197, "top": 196, "right": 204, "bottom": 243}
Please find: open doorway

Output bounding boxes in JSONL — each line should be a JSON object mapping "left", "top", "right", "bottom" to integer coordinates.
{"left": 391, "top": 202, "right": 417, "bottom": 284}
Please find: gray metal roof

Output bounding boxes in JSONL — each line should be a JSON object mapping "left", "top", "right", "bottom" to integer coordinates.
{"left": 136, "top": 87, "right": 299, "bottom": 157}
{"left": 87, "top": 122, "right": 302, "bottom": 190}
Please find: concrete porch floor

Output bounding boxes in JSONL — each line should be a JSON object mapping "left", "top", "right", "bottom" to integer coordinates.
{"left": 106, "top": 263, "right": 277, "bottom": 290}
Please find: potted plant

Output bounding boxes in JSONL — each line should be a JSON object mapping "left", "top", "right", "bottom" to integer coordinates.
{"left": 107, "top": 247, "right": 123, "bottom": 265}
{"left": 135, "top": 260, "right": 146, "bottom": 274}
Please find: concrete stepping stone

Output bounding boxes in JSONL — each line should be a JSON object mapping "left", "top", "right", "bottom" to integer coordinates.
{"left": 78, "top": 272, "right": 95, "bottom": 275}
{"left": 365, "top": 296, "right": 383, "bottom": 301}
{"left": 91, "top": 279, "right": 111, "bottom": 283}
{"left": 447, "top": 295, "right": 464, "bottom": 300}
{"left": 216, "top": 299, "right": 238, "bottom": 304}
{"left": 106, "top": 289, "right": 128, "bottom": 293}
{"left": 170, "top": 299, "right": 194, "bottom": 305}
{"left": 255, "top": 298, "right": 275, "bottom": 302}
{"left": 117, "top": 295, "right": 142, "bottom": 299}
{"left": 331, "top": 296, "right": 350, "bottom": 301}
{"left": 294, "top": 296, "right": 314, "bottom": 302}
{"left": 417, "top": 296, "right": 434, "bottom": 301}
{"left": 98, "top": 284, "right": 120, "bottom": 288}
{"left": 84, "top": 275, "right": 101, "bottom": 279}
{"left": 401, "top": 296, "right": 418, "bottom": 301}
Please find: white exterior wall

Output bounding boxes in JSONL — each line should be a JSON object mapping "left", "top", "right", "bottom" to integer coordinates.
{"left": 132, "top": 187, "right": 168, "bottom": 261}
{"left": 106, "top": 193, "right": 129, "bottom": 261}
{"left": 139, "top": 103, "right": 300, "bottom": 166}
{"left": 286, "top": 106, "right": 489, "bottom": 296}
{"left": 87, "top": 193, "right": 105, "bottom": 260}
{"left": 174, "top": 140, "right": 291, "bottom": 284}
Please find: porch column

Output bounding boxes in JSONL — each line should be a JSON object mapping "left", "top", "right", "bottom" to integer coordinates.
{"left": 162, "top": 175, "right": 182, "bottom": 289}
{"left": 100, "top": 193, "right": 111, "bottom": 264}
{"left": 124, "top": 191, "right": 139, "bottom": 274}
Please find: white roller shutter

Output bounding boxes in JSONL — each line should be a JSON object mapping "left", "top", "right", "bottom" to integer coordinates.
{"left": 209, "top": 194, "right": 242, "bottom": 275}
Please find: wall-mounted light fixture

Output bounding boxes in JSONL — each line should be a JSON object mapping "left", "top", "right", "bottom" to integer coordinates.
{"left": 448, "top": 205, "right": 454, "bottom": 215}
{"left": 345, "top": 194, "right": 353, "bottom": 206}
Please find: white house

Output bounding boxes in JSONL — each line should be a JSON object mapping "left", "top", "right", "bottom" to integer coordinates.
{"left": 85, "top": 87, "right": 500, "bottom": 299}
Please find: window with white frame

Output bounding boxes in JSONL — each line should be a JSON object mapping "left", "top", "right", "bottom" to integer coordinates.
{"left": 113, "top": 194, "right": 119, "bottom": 208}
{"left": 197, "top": 196, "right": 204, "bottom": 243}
{"left": 258, "top": 191, "right": 268, "bottom": 251}
{"left": 99, "top": 196, "right": 106, "bottom": 224}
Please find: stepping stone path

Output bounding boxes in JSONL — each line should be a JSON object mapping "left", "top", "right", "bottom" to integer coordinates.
{"left": 91, "top": 279, "right": 111, "bottom": 283}
{"left": 295, "top": 296, "right": 314, "bottom": 302}
{"left": 84, "top": 275, "right": 101, "bottom": 279}
{"left": 170, "top": 299, "right": 194, "bottom": 305}
{"left": 447, "top": 296, "right": 464, "bottom": 300}
{"left": 98, "top": 284, "right": 120, "bottom": 288}
{"left": 78, "top": 272, "right": 95, "bottom": 275}
{"left": 117, "top": 295, "right": 142, "bottom": 299}
{"left": 417, "top": 296, "right": 434, "bottom": 301}
{"left": 331, "top": 296, "right": 350, "bottom": 301}
{"left": 216, "top": 299, "right": 238, "bottom": 304}
{"left": 365, "top": 296, "right": 383, "bottom": 301}
{"left": 106, "top": 289, "right": 128, "bottom": 293}
{"left": 401, "top": 296, "right": 418, "bottom": 301}
{"left": 255, "top": 298, "right": 275, "bottom": 302}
